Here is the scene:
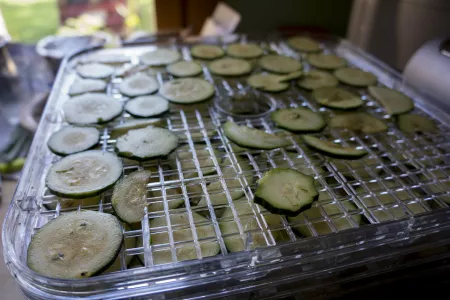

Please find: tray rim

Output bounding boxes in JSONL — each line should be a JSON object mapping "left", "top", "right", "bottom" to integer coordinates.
{"left": 3, "top": 33, "right": 450, "bottom": 299}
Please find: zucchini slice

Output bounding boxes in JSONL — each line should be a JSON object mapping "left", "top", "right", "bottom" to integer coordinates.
{"left": 45, "top": 150, "right": 123, "bottom": 198}
{"left": 63, "top": 93, "right": 123, "bottom": 125}
{"left": 334, "top": 68, "right": 377, "bottom": 87}
{"left": 159, "top": 78, "right": 215, "bottom": 104}
{"left": 209, "top": 57, "right": 252, "bottom": 76}
{"left": 287, "top": 36, "right": 321, "bottom": 53}
{"left": 27, "top": 210, "right": 123, "bottom": 279}
{"left": 312, "top": 87, "right": 363, "bottom": 110}
{"left": 297, "top": 70, "right": 338, "bottom": 90}
{"left": 307, "top": 53, "right": 346, "bottom": 70}
{"left": 140, "top": 48, "right": 181, "bottom": 66}
{"left": 247, "top": 73, "right": 289, "bottom": 92}
{"left": 110, "top": 118, "right": 165, "bottom": 138}
{"left": 223, "top": 121, "right": 289, "bottom": 150}
{"left": 48, "top": 126, "right": 100, "bottom": 156}
{"left": 303, "top": 135, "right": 368, "bottom": 159}
{"left": 119, "top": 73, "right": 159, "bottom": 97}
{"left": 191, "top": 44, "right": 225, "bottom": 60}
{"left": 226, "top": 43, "right": 264, "bottom": 59}
{"left": 69, "top": 78, "right": 107, "bottom": 96}
{"left": 271, "top": 108, "right": 325, "bottom": 132}
{"left": 138, "top": 211, "right": 220, "bottom": 265}
{"left": 329, "top": 112, "right": 388, "bottom": 133}
{"left": 259, "top": 55, "right": 303, "bottom": 74}
{"left": 368, "top": 86, "right": 414, "bottom": 115}
{"left": 125, "top": 95, "right": 169, "bottom": 118}
{"left": 397, "top": 114, "right": 438, "bottom": 133}
{"left": 166, "top": 61, "right": 203, "bottom": 77}
{"left": 76, "top": 63, "right": 115, "bottom": 79}
{"left": 220, "top": 200, "right": 285, "bottom": 252}
{"left": 112, "top": 170, "right": 151, "bottom": 223}
{"left": 254, "top": 168, "right": 318, "bottom": 216}
{"left": 288, "top": 201, "right": 360, "bottom": 236}
{"left": 116, "top": 126, "right": 178, "bottom": 160}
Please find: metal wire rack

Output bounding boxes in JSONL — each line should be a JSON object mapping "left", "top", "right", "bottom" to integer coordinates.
{"left": 4, "top": 34, "right": 450, "bottom": 298}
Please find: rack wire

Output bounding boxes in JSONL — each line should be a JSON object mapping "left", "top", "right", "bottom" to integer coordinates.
{"left": 9, "top": 35, "right": 450, "bottom": 287}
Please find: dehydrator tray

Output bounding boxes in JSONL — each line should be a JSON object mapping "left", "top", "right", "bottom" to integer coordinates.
{"left": 3, "top": 34, "right": 450, "bottom": 299}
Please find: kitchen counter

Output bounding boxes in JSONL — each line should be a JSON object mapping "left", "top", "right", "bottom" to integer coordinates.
{"left": 0, "top": 180, "right": 25, "bottom": 299}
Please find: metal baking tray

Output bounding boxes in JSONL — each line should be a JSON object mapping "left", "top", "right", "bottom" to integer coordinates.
{"left": 3, "top": 34, "right": 450, "bottom": 299}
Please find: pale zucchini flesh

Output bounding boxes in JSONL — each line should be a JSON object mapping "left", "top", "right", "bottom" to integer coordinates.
{"left": 77, "top": 63, "right": 115, "bottom": 79}
{"left": 166, "top": 61, "right": 203, "bottom": 77}
{"left": 112, "top": 170, "right": 151, "bottom": 223}
{"left": 287, "top": 36, "right": 321, "bottom": 53}
{"left": 48, "top": 126, "right": 100, "bottom": 156}
{"left": 288, "top": 201, "right": 360, "bottom": 236}
{"left": 223, "top": 121, "right": 289, "bottom": 150}
{"left": 255, "top": 168, "right": 318, "bottom": 216}
{"left": 297, "top": 70, "right": 338, "bottom": 90}
{"left": 226, "top": 43, "right": 264, "bottom": 59}
{"left": 116, "top": 126, "right": 179, "bottom": 160}
{"left": 140, "top": 49, "right": 181, "bottom": 66}
{"left": 247, "top": 73, "right": 289, "bottom": 92}
{"left": 45, "top": 150, "right": 123, "bottom": 198}
{"left": 119, "top": 73, "right": 159, "bottom": 97}
{"left": 27, "top": 210, "right": 123, "bottom": 279}
{"left": 209, "top": 57, "right": 252, "bottom": 76}
{"left": 69, "top": 78, "right": 107, "bottom": 96}
{"left": 368, "top": 86, "right": 414, "bottom": 115}
{"left": 303, "top": 135, "right": 368, "bottom": 159}
{"left": 191, "top": 44, "right": 225, "bottom": 60}
{"left": 307, "top": 53, "right": 346, "bottom": 70}
{"left": 397, "top": 114, "right": 438, "bottom": 133}
{"left": 312, "top": 87, "right": 363, "bottom": 110}
{"left": 334, "top": 68, "right": 377, "bottom": 87}
{"left": 329, "top": 112, "right": 388, "bottom": 133}
{"left": 220, "top": 200, "right": 286, "bottom": 252}
{"left": 125, "top": 95, "right": 169, "bottom": 118}
{"left": 159, "top": 78, "right": 215, "bottom": 104}
{"left": 271, "top": 108, "right": 325, "bottom": 132}
{"left": 63, "top": 93, "right": 123, "bottom": 125}
{"left": 138, "top": 211, "right": 220, "bottom": 265}
{"left": 259, "top": 55, "right": 303, "bottom": 74}
{"left": 110, "top": 119, "right": 166, "bottom": 139}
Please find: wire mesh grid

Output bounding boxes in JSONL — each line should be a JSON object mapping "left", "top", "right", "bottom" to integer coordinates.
{"left": 30, "top": 36, "right": 450, "bottom": 275}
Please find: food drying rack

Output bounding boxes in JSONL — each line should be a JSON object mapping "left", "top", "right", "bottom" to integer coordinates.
{"left": 3, "top": 34, "right": 450, "bottom": 299}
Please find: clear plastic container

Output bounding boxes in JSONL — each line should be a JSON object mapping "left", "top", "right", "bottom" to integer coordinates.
{"left": 3, "top": 34, "right": 450, "bottom": 299}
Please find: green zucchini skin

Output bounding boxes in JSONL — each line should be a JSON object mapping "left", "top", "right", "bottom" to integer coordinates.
{"left": 253, "top": 193, "right": 318, "bottom": 217}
